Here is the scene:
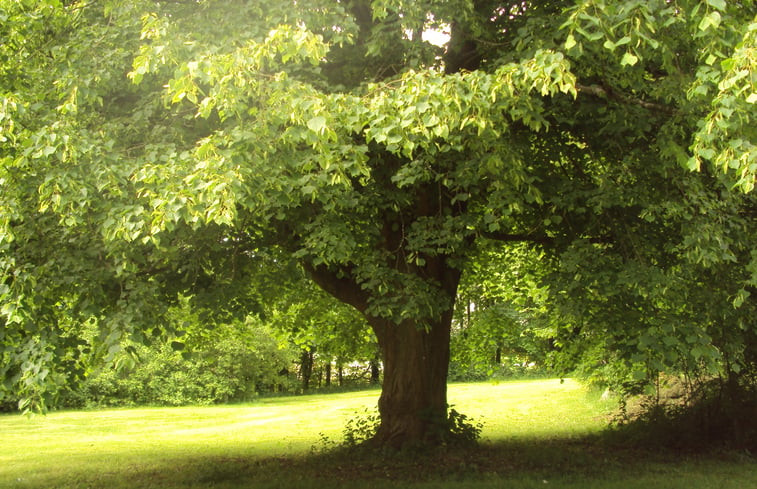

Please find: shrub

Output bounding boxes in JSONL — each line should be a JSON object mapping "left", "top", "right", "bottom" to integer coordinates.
{"left": 444, "top": 408, "right": 484, "bottom": 447}
{"left": 62, "top": 320, "right": 296, "bottom": 408}
{"left": 608, "top": 374, "right": 757, "bottom": 451}
{"left": 342, "top": 407, "right": 381, "bottom": 447}
{"left": 339, "top": 405, "right": 483, "bottom": 449}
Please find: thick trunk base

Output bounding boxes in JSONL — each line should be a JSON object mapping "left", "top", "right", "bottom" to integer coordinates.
{"left": 370, "top": 317, "right": 452, "bottom": 449}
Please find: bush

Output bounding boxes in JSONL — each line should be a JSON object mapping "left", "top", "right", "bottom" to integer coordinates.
{"left": 444, "top": 408, "right": 484, "bottom": 447}
{"left": 0, "top": 399, "right": 17, "bottom": 413}
{"left": 342, "top": 407, "right": 381, "bottom": 447}
{"left": 338, "top": 405, "right": 483, "bottom": 449}
{"left": 448, "top": 360, "right": 550, "bottom": 383}
{"left": 62, "top": 320, "right": 296, "bottom": 408}
{"left": 608, "top": 374, "right": 757, "bottom": 451}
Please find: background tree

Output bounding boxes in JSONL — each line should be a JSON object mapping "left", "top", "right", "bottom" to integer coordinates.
{"left": 267, "top": 274, "right": 378, "bottom": 392}
{"left": 1, "top": 0, "right": 755, "bottom": 447}
{"left": 60, "top": 314, "right": 296, "bottom": 409}
{"left": 450, "top": 243, "right": 554, "bottom": 380}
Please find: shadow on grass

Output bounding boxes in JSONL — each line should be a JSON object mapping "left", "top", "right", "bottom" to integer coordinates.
{"left": 97, "top": 434, "right": 755, "bottom": 489}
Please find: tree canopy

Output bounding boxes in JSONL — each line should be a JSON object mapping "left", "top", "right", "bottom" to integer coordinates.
{"left": 1, "top": 0, "right": 755, "bottom": 447}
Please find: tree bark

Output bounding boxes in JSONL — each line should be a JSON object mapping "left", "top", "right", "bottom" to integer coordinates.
{"left": 369, "top": 314, "right": 454, "bottom": 448}
{"left": 307, "top": 260, "right": 462, "bottom": 448}
{"left": 300, "top": 349, "right": 314, "bottom": 392}
{"left": 369, "top": 357, "right": 381, "bottom": 384}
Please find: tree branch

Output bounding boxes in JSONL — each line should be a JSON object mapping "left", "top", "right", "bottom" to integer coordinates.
{"left": 303, "top": 263, "right": 370, "bottom": 314}
{"left": 480, "top": 230, "right": 613, "bottom": 245}
{"left": 576, "top": 83, "right": 677, "bottom": 114}
{"left": 480, "top": 231, "right": 556, "bottom": 244}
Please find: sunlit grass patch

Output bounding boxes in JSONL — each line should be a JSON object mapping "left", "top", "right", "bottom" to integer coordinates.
{"left": 1, "top": 379, "right": 754, "bottom": 489}
{"left": 448, "top": 378, "right": 616, "bottom": 440}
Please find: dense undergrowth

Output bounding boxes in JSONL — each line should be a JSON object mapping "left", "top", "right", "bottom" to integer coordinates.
{"left": 607, "top": 375, "right": 757, "bottom": 451}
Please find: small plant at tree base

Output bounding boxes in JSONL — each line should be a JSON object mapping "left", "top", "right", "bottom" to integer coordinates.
{"left": 310, "top": 431, "right": 339, "bottom": 454}
{"left": 443, "top": 407, "right": 484, "bottom": 447}
{"left": 340, "top": 405, "right": 483, "bottom": 450}
{"left": 342, "top": 407, "right": 381, "bottom": 447}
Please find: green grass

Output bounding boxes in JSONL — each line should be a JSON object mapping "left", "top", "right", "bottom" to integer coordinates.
{"left": 1, "top": 379, "right": 754, "bottom": 488}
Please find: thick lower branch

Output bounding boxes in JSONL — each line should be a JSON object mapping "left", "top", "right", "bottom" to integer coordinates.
{"left": 576, "top": 83, "right": 676, "bottom": 114}
{"left": 480, "top": 231, "right": 555, "bottom": 243}
{"left": 480, "top": 230, "right": 613, "bottom": 245}
{"left": 303, "top": 263, "right": 369, "bottom": 313}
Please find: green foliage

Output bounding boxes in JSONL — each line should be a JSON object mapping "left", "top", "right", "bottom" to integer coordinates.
{"left": 450, "top": 244, "right": 554, "bottom": 381}
{"left": 268, "top": 276, "right": 377, "bottom": 369}
{"left": 340, "top": 405, "right": 482, "bottom": 449}
{"left": 63, "top": 318, "right": 295, "bottom": 408}
{"left": 543, "top": 166, "right": 757, "bottom": 400}
{"left": 562, "top": 0, "right": 757, "bottom": 191}
{"left": 443, "top": 408, "right": 484, "bottom": 447}
{"left": 342, "top": 406, "right": 382, "bottom": 447}
{"left": 609, "top": 375, "right": 757, "bottom": 450}
{"left": 1, "top": 0, "right": 755, "bottom": 449}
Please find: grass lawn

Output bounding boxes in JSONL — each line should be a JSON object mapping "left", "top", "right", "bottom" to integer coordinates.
{"left": 1, "top": 379, "right": 754, "bottom": 488}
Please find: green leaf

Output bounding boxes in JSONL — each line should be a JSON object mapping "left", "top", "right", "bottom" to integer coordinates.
{"left": 108, "top": 343, "right": 121, "bottom": 356}
{"left": 631, "top": 369, "right": 647, "bottom": 381}
{"left": 307, "top": 115, "right": 327, "bottom": 134}
{"left": 733, "top": 289, "right": 750, "bottom": 308}
{"left": 698, "top": 11, "right": 722, "bottom": 31}
{"left": 699, "top": 148, "right": 716, "bottom": 160}
{"left": 706, "top": 0, "right": 727, "bottom": 12}
{"left": 620, "top": 51, "right": 638, "bottom": 66}
{"left": 564, "top": 34, "right": 577, "bottom": 50}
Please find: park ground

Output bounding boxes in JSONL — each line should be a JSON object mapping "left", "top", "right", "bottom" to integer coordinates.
{"left": 1, "top": 379, "right": 755, "bottom": 489}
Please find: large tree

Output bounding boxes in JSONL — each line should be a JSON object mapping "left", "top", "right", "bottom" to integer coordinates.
{"left": 1, "top": 0, "right": 755, "bottom": 446}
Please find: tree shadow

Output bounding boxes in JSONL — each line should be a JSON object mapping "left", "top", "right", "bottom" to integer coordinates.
{"left": 131, "top": 434, "right": 745, "bottom": 487}
{"left": 42, "top": 432, "right": 754, "bottom": 489}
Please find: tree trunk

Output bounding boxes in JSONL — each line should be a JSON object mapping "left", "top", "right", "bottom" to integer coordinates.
{"left": 300, "top": 349, "right": 314, "bottom": 392}
{"left": 369, "top": 357, "right": 381, "bottom": 384}
{"left": 369, "top": 309, "right": 455, "bottom": 448}
{"left": 305, "top": 257, "right": 463, "bottom": 449}
{"left": 325, "top": 361, "right": 332, "bottom": 387}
